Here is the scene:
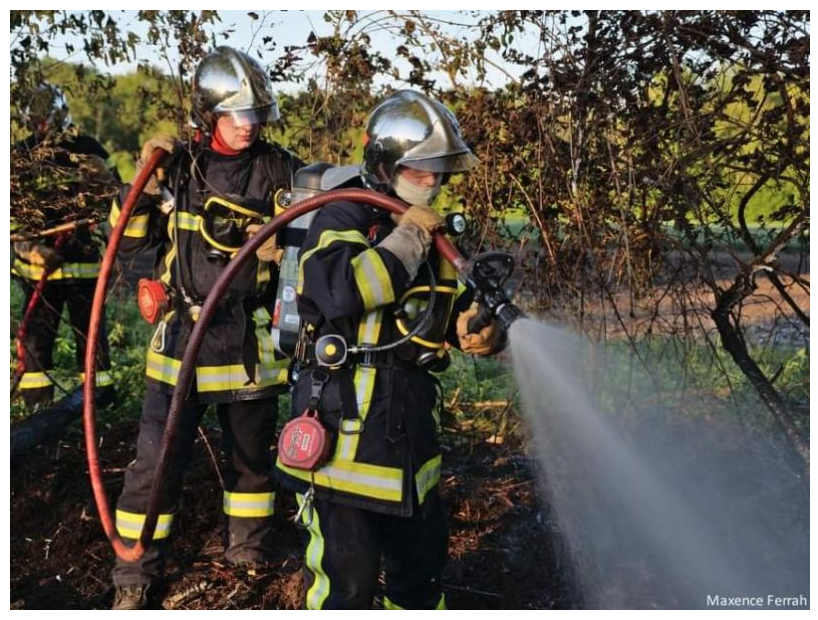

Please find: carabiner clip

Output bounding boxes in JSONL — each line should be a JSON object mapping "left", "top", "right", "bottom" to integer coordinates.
{"left": 295, "top": 483, "right": 315, "bottom": 530}
{"left": 150, "top": 319, "right": 167, "bottom": 353}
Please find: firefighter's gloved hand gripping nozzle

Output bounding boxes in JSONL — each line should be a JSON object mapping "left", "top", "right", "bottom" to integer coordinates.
{"left": 84, "top": 151, "right": 524, "bottom": 560}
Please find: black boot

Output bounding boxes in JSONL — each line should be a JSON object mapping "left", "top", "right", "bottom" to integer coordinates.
{"left": 111, "top": 582, "right": 157, "bottom": 610}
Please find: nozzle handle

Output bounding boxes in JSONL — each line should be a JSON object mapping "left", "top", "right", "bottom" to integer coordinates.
{"left": 466, "top": 304, "right": 494, "bottom": 333}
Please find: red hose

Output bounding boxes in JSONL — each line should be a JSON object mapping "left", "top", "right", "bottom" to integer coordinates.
{"left": 85, "top": 183, "right": 467, "bottom": 560}
{"left": 82, "top": 148, "right": 168, "bottom": 562}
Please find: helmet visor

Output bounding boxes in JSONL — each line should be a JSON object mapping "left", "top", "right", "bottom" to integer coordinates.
{"left": 219, "top": 104, "right": 279, "bottom": 128}
{"left": 399, "top": 151, "right": 479, "bottom": 174}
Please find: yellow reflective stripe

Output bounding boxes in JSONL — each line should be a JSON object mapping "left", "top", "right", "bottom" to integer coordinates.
{"left": 204, "top": 195, "right": 264, "bottom": 218}
{"left": 145, "top": 349, "right": 181, "bottom": 384}
{"left": 384, "top": 597, "right": 404, "bottom": 610}
{"left": 19, "top": 372, "right": 53, "bottom": 389}
{"left": 115, "top": 509, "right": 174, "bottom": 540}
{"left": 174, "top": 211, "right": 200, "bottom": 231}
{"left": 147, "top": 348, "right": 287, "bottom": 389}
{"left": 336, "top": 310, "right": 382, "bottom": 461}
{"left": 384, "top": 594, "right": 446, "bottom": 610}
{"left": 59, "top": 262, "right": 101, "bottom": 278}
{"left": 159, "top": 212, "right": 197, "bottom": 286}
{"left": 196, "top": 363, "right": 281, "bottom": 392}
{"left": 415, "top": 454, "right": 442, "bottom": 504}
{"left": 159, "top": 240, "right": 176, "bottom": 286}
{"left": 401, "top": 284, "right": 458, "bottom": 299}
{"left": 297, "top": 229, "right": 370, "bottom": 294}
{"left": 109, "top": 202, "right": 149, "bottom": 238}
{"left": 351, "top": 249, "right": 395, "bottom": 310}
{"left": 254, "top": 307, "right": 277, "bottom": 367}
{"left": 79, "top": 370, "right": 115, "bottom": 387}
{"left": 395, "top": 318, "right": 445, "bottom": 349}
{"left": 297, "top": 494, "right": 331, "bottom": 609}
{"left": 278, "top": 458, "right": 403, "bottom": 502}
{"left": 147, "top": 339, "right": 286, "bottom": 390}
{"left": 12, "top": 259, "right": 100, "bottom": 281}
{"left": 108, "top": 201, "right": 120, "bottom": 227}
{"left": 256, "top": 258, "right": 271, "bottom": 286}
{"left": 223, "top": 491, "right": 275, "bottom": 517}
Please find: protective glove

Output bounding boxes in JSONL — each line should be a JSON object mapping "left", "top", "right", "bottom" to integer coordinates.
{"left": 456, "top": 302, "right": 505, "bottom": 356}
{"left": 14, "top": 241, "right": 64, "bottom": 272}
{"left": 391, "top": 204, "right": 445, "bottom": 236}
{"left": 137, "top": 134, "right": 177, "bottom": 196}
{"left": 245, "top": 223, "right": 283, "bottom": 264}
{"left": 380, "top": 205, "right": 445, "bottom": 280}
{"left": 140, "top": 134, "right": 177, "bottom": 163}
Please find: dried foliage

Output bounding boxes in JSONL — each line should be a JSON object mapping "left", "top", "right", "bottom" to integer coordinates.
{"left": 10, "top": 127, "right": 119, "bottom": 233}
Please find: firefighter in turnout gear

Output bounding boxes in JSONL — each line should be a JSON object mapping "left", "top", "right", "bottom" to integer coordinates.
{"left": 275, "top": 90, "right": 506, "bottom": 609}
{"left": 12, "top": 84, "right": 116, "bottom": 409}
{"left": 108, "top": 47, "right": 302, "bottom": 610}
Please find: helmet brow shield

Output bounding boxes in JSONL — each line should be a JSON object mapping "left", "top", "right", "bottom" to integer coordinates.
{"left": 218, "top": 106, "right": 278, "bottom": 128}
{"left": 199, "top": 194, "right": 268, "bottom": 254}
{"left": 398, "top": 151, "right": 479, "bottom": 174}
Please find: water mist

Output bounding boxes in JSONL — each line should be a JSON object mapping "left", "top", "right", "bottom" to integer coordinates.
{"left": 509, "top": 319, "right": 808, "bottom": 609}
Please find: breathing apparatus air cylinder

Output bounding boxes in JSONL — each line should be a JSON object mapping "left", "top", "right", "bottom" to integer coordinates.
{"left": 272, "top": 163, "right": 336, "bottom": 356}
{"left": 395, "top": 258, "right": 459, "bottom": 372}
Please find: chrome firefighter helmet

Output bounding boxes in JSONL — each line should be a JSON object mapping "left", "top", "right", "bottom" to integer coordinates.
{"left": 26, "top": 83, "right": 72, "bottom": 132}
{"left": 362, "top": 90, "right": 478, "bottom": 191}
{"left": 191, "top": 46, "right": 279, "bottom": 131}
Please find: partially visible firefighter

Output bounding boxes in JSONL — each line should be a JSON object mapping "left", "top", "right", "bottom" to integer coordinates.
{"left": 11, "top": 83, "right": 117, "bottom": 410}
{"left": 107, "top": 47, "right": 302, "bottom": 610}
{"left": 275, "top": 90, "right": 507, "bottom": 609}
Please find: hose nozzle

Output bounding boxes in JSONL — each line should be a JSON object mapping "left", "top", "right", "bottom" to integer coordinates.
{"left": 463, "top": 251, "right": 526, "bottom": 332}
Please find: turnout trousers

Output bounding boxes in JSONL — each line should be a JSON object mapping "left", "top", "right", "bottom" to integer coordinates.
{"left": 112, "top": 384, "right": 279, "bottom": 586}
{"left": 297, "top": 491, "right": 448, "bottom": 610}
{"left": 16, "top": 278, "right": 113, "bottom": 408}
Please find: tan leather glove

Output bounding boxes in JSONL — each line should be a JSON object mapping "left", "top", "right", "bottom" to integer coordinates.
{"left": 140, "top": 134, "right": 177, "bottom": 163}
{"left": 246, "top": 223, "right": 283, "bottom": 264}
{"left": 14, "top": 241, "right": 64, "bottom": 272}
{"left": 391, "top": 205, "right": 444, "bottom": 236}
{"left": 137, "top": 134, "right": 177, "bottom": 195}
{"left": 456, "top": 303, "right": 503, "bottom": 356}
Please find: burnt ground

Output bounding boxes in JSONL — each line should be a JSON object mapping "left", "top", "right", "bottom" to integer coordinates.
{"left": 9, "top": 423, "right": 574, "bottom": 610}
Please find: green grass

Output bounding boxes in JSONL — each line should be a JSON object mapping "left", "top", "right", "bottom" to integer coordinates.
{"left": 10, "top": 283, "right": 151, "bottom": 423}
